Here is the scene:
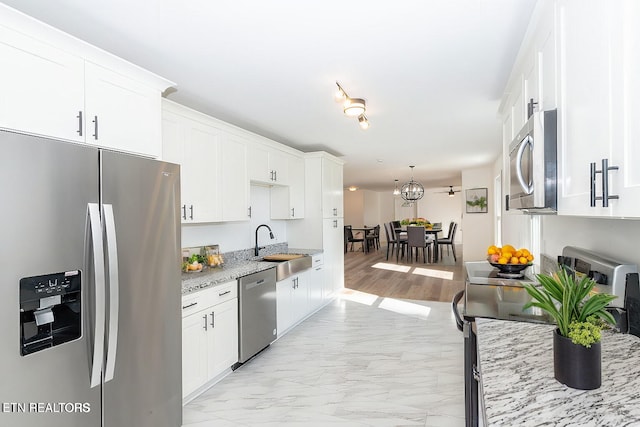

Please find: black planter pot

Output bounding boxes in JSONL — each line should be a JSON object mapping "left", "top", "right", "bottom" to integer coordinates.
{"left": 553, "top": 328, "right": 601, "bottom": 390}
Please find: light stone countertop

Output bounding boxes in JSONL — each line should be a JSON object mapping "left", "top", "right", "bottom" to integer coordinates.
{"left": 476, "top": 318, "right": 640, "bottom": 426}
{"left": 181, "top": 247, "right": 323, "bottom": 295}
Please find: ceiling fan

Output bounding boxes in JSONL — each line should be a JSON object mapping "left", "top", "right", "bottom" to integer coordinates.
{"left": 437, "top": 186, "right": 461, "bottom": 197}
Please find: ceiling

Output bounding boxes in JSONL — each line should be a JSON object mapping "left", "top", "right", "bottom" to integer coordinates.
{"left": 2, "top": 0, "right": 536, "bottom": 192}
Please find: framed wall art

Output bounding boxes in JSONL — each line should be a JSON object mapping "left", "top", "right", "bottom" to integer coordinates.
{"left": 466, "top": 187, "right": 488, "bottom": 213}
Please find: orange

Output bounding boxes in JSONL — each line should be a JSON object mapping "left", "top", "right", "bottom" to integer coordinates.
{"left": 510, "top": 257, "right": 519, "bottom": 264}
{"left": 519, "top": 256, "right": 528, "bottom": 264}
{"left": 498, "top": 257, "right": 508, "bottom": 264}
{"left": 502, "top": 252, "right": 512, "bottom": 260}
{"left": 514, "top": 250, "right": 523, "bottom": 258}
{"left": 527, "top": 254, "right": 534, "bottom": 262}
{"left": 502, "top": 244, "right": 516, "bottom": 254}
{"left": 488, "top": 247, "right": 497, "bottom": 255}
{"left": 521, "top": 248, "right": 530, "bottom": 256}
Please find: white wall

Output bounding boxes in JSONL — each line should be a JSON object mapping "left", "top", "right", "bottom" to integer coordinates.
{"left": 344, "top": 190, "right": 364, "bottom": 228}
{"left": 417, "top": 188, "right": 463, "bottom": 244}
{"left": 181, "top": 185, "right": 288, "bottom": 252}
{"left": 462, "top": 166, "right": 494, "bottom": 262}
{"left": 363, "top": 191, "right": 381, "bottom": 227}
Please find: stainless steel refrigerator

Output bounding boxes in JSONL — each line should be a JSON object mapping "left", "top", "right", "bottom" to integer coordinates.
{"left": 0, "top": 130, "right": 182, "bottom": 427}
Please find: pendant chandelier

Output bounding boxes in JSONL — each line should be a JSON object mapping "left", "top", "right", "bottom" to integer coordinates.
{"left": 400, "top": 166, "right": 424, "bottom": 202}
{"left": 392, "top": 179, "right": 400, "bottom": 196}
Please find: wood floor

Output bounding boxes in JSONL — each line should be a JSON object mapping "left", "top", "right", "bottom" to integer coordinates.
{"left": 344, "top": 243, "right": 465, "bottom": 303}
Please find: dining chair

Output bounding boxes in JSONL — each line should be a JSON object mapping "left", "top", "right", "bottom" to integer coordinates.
{"left": 407, "top": 225, "right": 432, "bottom": 263}
{"left": 437, "top": 222, "right": 458, "bottom": 261}
{"left": 345, "top": 225, "right": 365, "bottom": 252}
{"left": 389, "top": 222, "right": 408, "bottom": 262}
{"left": 365, "top": 225, "right": 380, "bottom": 252}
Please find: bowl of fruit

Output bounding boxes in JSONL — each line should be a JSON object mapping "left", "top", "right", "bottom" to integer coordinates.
{"left": 487, "top": 244, "right": 534, "bottom": 274}
{"left": 182, "top": 254, "right": 205, "bottom": 273}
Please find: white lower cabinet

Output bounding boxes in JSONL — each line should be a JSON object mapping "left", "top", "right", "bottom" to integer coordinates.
{"left": 276, "top": 271, "right": 309, "bottom": 337}
{"left": 181, "top": 281, "right": 238, "bottom": 400}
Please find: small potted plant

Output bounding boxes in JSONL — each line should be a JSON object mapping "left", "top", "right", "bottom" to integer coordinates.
{"left": 522, "top": 268, "right": 617, "bottom": 390}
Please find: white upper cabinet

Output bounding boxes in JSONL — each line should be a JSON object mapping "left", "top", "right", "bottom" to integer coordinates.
{"left": 609, "top": 0, "right": 640, "bottom": 217}
{"left": 270, "top": 153, "right": 305, "bottom": 219}
{"left": 0, "top": 25, "right": 84, "bottom": 142}
{"left": 162, "top": 108, "right": 221, "bottom": 223}
{"left": 555, "top": 0, "right": 640, "bottom": 217}
{"left": 247, "top": 143, "right": 290, "bottom": 185}
{"left": 556, "top": 0, "right": 613, "bottom": 216}
{"left": 220, "top": 134, "right": 249, "bottom": 221}
{"left": 84, "top": 63, "right": 162, "bottom": 157}
{"left": 502, "top": 0, "right": 640, "bottom": 217}
{"left": 0, "top": 6, "right": 172, "bottom": 157}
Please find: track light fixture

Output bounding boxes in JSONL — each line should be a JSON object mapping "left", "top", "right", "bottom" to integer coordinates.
{"left": 448, "top": 186, "right": 455, "bottom": 197}
{"left": 358, "top": 114, "right": 370, "bottom": 129}
{"left": 335, "top": 81, "right": 369, "bottom": 129}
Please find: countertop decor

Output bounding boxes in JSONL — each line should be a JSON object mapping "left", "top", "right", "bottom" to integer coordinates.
{"left": 523, "top": 270, "right": 616, "bottom": 389}
{"left": 476, "top": 318, "right": 640, "bottom": 426}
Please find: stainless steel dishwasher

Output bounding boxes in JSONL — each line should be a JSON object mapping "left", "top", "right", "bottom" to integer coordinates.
{"left": 237, "top": 268, "right": 277, "bottom": 365}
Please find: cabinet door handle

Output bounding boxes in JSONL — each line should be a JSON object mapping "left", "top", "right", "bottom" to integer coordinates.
{"left": 601, "top": 158, "right": 619, "bottom": 207}
{"left": 333, "top": 208, "right": 338, "bottom": 216}
{"left": 274, "top": 170, "right": 277, "bottom": 181}
{"left": 189, "top": 205, "right": 194, "bottom": 220}
{"left": 270, "top": 171, "right": 274, "bottom": 181}
{"left": 203, "top": 315, "right": 208, "bottom": 331}
{"left": 182, "top": 205, "right": 187, "bottom": 220}
{"left": 248, "top": 206, "right": 252, "bottom": 218}
{"left": 92, "top": 116, "right": 99, "bottom": 140}
{"left": 592, "top": 159, "right": 620, "bottom": 207}
{"left": 210, "top": 312, "right": 215, "bottom": 328}
{"left": 291, "top": 208, "right": 295, "bottom": 217}
{"left": 182, "top": 302, "right": 198, "bottom": 310}
{"left": 315, "top": 267, "right": 322, "bottom": 271}
{"left": 218, "top": 290, "right": 231, "bottom": 297}
{"left": 333, "top": 220, "right": 337, "bottom": 228}
{"left": 76, "top": 111, "right": 83, "bottom": 136}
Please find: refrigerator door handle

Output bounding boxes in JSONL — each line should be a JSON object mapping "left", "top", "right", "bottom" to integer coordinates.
{"left": 103, "top": 204, "right": 120, "bottom": 383}
{"left": 86, "top": 203, "right": 106, "bottom": 388}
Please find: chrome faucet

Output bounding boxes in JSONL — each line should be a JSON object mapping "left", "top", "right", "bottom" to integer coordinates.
{"left": 254, "top": 224, "right": 275, "bottom": 256}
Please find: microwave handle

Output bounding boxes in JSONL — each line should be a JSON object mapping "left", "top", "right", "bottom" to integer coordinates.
{"left": 515, "top": 136, "right": 533, "bottom": 194}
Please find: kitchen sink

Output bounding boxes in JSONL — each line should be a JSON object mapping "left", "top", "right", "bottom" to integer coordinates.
{"left": 261, "top": 254, "right": 312, "bottom": 281}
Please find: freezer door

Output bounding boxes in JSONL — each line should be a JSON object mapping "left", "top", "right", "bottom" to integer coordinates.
{"left": 100, "top": 151, "right": 182, "bottom": 427}
{"left": 0, "top": 131, "right": 102, "bottom": 427}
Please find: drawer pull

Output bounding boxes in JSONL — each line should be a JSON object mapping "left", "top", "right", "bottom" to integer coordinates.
{"left": 182, "top": 302, "right": 198, "bottom": 310}
{"left": 314, "top": 259, "right": 321, "bottom": 263}
{"left": 218, "top": 290, "right": 231, "bottom": 297}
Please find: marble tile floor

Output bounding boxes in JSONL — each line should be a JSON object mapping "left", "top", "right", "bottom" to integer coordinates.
{"left": 182, "top": 289, "right": 465, "bottom": 427}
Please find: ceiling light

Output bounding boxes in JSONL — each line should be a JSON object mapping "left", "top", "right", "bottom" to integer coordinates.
{"left": 334, "top": 83, "right": 347, "bottom": 102}
{"left": 344, "top": 98, "right": 366, "bottom": 117}
{"left": 400, "top": 166, "right": 424, "bottom": 202}
{"left": 393, "top": 179, "right": 400, "bottom": 196}
{"left": 358, "top": 114, "right": 370, "bottom": 130}
{"left": 448, "top": 186, "right": 455, "bottom": 197}
{"left": 334, "top": 81, "right": 370, "bottom": 129}
{"left": 348, "top": 186, "right": 358, "bottom": 192}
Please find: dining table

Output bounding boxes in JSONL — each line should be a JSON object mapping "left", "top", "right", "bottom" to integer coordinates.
{"left": 350, "top": 227, "right": 376, "bottom": 253}
{"left": 395, "top": 226, "right": 443, "bottom": 262}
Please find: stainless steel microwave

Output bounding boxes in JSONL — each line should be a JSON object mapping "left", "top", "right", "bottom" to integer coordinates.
{"left": 508, "top": 109, "right": 557, "bottom": 212}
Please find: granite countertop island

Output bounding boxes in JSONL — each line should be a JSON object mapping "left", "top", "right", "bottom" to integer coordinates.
{"left": 181, "top": 247, "right": 322, "bottom": 294}
{"left": 476, "top": 318, "right": 640, "bottom": 426}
